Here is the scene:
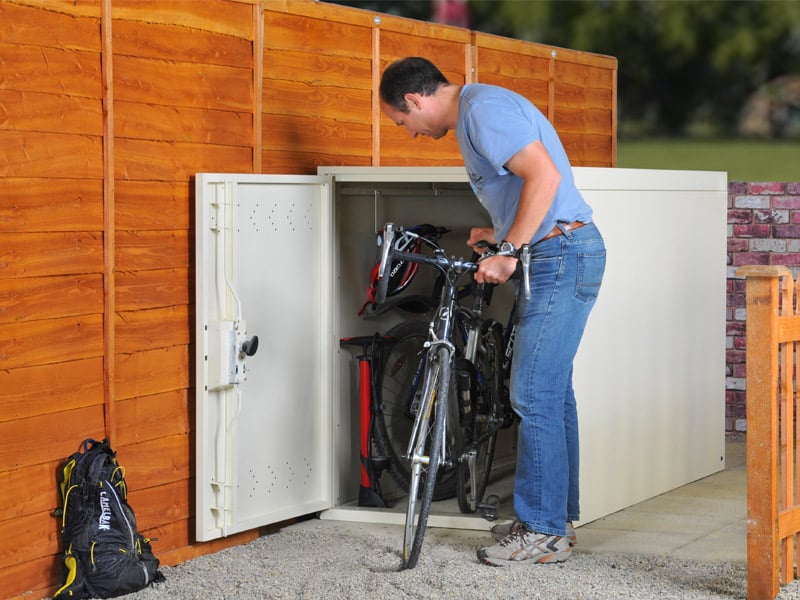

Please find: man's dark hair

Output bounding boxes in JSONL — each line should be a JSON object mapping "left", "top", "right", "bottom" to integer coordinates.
{"left": 379, "top": 57, "right": 450, "bottom": 113}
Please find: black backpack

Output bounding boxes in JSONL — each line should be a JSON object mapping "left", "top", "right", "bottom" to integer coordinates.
{"left": 52, "top": 438, "right": 163, "bottom": 598}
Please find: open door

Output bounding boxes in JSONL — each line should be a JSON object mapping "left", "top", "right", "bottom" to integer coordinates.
{"left": 195, "top": 173, "right": 333, "bottom": 541}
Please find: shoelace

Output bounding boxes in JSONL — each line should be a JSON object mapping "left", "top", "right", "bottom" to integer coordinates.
{"left": 499, "top": 523, "right": 532, "bottom": 547}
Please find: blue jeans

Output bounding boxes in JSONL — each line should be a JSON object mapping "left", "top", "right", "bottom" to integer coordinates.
{"left": 510, "top": 221, "right": 606, "bottom": 536}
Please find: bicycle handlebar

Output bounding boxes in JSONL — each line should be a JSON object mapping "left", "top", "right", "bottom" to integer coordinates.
{"left": 375, "top": 223, "right": 480, "bottom": 305}
{"left": 375, "top": 222, "right": 530, "bottom": 305}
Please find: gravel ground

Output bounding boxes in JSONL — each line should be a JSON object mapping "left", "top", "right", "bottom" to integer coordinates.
{"left": 116, "top": 517, "right": 800, "bottom": 600}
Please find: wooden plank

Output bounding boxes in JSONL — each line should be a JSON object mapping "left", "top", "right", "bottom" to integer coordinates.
{"left": 112, "top": 18, "right": 252, "bottom": 67}
{"left": 0, "top": 405, "right": 104, "bottom": 469}
{"left": 116, "top": 180, "right": 190, "bottom": 231}
{"left": 475, "top": 47, "right": 551, "bottom": 83}
{"left": 379, "top": 124, "right": 462, "bottom": 162}
{"left": 144, "top": 518, "right": 259, "bottom": 567}
{"left": 261, "top": 113, "right": 372, "bottom": 157}
{"left": 379, "top": 31, "right": 467, "bottom": 84}
{"left": 742, "top": 273, "right": 782, "bottom": 600}
{"left": 0, "top": 2, "right": 99, "bottom": 50}
{"left": 0, "top": 89, "right": 103, "bottom": 136}
{"left": 115, "top": 305, "right": 191, "bottom": 354}
{"left": 373, "top": 8, "right": 470, "bottom": 43}
{"left": 263, "top": 78, "right": 371, "bottom": 123}
{"left": 103, "top": 0, "right": 117, "bottom": 446}
{"left": 128, "top": 478, "right": 190, "bottom": 531}
{"left": 113, "top": 55, "right": 252, "bottom": 112}
{"left": 476, "top": 31, "right": 557, "bottom": 61}
{"left": 0, "top": 130, "right": 103, "bottom": 179}
{"left": 114, "top": 389, "right": 190, "bottom": 447}
{"left": 114, "top": 100, "right": 252, "bottom": 148}
{"left": 2, "top": 0, "right": 101, "bottom": 18}
{"left": 0, "top": 461, "right": 62, "bottom": 521}
{"left": 477, "top": 31, "right": 616, "bottom": 70}
{"left": 115, "top": 345, "right": 190, "bottom": 401}
{"left": 264, "top": 10, "right": 373, "bottom": 56}
{"left": 261, "top": 148, "right": 371, "bottom": 175}
{"left": 116, "top": 267, "right": 191, "bottom": 311}
{"left": 2, "top": 553, "right": 59, "bottom": 600}
{"left": 0, "top": 510, "right": 59, "bottom": 569}
{"left": 474, "top": 72, "right": 550, "bottom": 113}
{"left": 0, "top": 232, "right": 103, "bottom": 278}
{"left": 111, "top": 0, "right": 254, "bottom": 38}
{"left": 0, "top": 314, "right": 104, "bottom": 370}
{"left": 558, "top": 132, "right": 614, "bottom": 168}
{"left": 253, "top": 1, "right": 263, "bottom": 173}
{"left": 263, "top": 49, "right": 372, "bottom": 90}
{"left": 0, "top": 44, "right": 102, "bottom": 97}
{"left": 0, "top": 273, "right": 103, "bottom": 324}
{"left": 117, "top": 433, "right": 190, "bottom": 490}
{"left": 554, "top": 83, "right": 614, "bottom": 110}
{"left": 115, "top": 230, "right": 190, "bottom": 271}
{"left": 554, "top": 60, "right": 615, "bottom": 90}
{"left": 776, "top": 314, "right": 800, "bottom": 343}
{"left": 114, "top": 138, "right": 252, "bottom": 181}
{"left": 0, "top": 357, "right": 103, "bottom": 423}
{"left": 0, "top": 178, "right": 103, "bottom": 233}
{"left": 554, "top": 107, "right": 614, "bottom": 136}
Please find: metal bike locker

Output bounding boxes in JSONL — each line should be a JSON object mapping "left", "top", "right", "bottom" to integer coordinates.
{"left": 195, "top": 167, "right": 728, "bottom": 541}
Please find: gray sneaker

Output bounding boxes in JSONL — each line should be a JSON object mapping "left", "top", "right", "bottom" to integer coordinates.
{"left": 478, "top": 524, "right": 572, "bottom": 567}
{"left": 490, "top": 519, "right": 577, "bottom": 547}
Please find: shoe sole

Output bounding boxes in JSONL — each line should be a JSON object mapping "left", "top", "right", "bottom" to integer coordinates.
{"left": 476, "top": 547, "right": 572, "bottom": 567}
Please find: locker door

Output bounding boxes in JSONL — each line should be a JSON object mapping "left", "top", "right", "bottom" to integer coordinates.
{"left": 195, "top": 173, "right": 333, "bottom": 541}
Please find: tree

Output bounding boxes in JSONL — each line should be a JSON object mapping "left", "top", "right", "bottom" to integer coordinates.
{"left": 326, "top": 0, "right": 800, "bottom": 137}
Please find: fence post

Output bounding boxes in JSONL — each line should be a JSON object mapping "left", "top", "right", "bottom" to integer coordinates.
{"left": 738, "top": 265, "right": 791, "bottom": 600}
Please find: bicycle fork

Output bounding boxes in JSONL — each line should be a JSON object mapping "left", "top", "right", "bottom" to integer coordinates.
{"left": 405, "top": 342, "right": 453, "bottom": 470}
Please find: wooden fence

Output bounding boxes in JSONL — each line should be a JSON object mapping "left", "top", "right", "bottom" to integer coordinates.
{"left": 738, "top": 265, "right": 800, "bottom": 599}
{"left": 0, "top": 0, "right": 616, "bottom": 597}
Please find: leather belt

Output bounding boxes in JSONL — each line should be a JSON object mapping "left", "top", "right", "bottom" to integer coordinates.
{"left": 540, "top": 221, "right": 586, "bottom": 242}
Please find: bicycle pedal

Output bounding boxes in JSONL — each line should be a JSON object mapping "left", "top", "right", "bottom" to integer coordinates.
{"left": 478, "top": 494, "right": 500, "bottom": 521}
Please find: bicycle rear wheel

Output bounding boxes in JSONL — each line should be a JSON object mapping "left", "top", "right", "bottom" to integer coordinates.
{"left": 375, "top": 320, "right": 458, "bottom": 501}
{"left": 456, "top": 320, "right": 503, "bottom": 513}
{"left": 402, "top": 346, "right": 451, "bottom": 569}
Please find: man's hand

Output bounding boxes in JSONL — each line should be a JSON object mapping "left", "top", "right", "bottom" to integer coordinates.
{"left": 475, "top": 255, "right": 517, "bottom": 285}
{"left": 467, "top": 227, "right": 496, "bottom": 252}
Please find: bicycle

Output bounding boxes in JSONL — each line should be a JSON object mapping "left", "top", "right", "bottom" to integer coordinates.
{"left": 372, "top": 222, "right": 528, "bottom": 569}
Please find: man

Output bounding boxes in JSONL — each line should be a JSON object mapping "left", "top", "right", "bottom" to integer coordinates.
{"left": 379, "top": 57, "right": 606, "bottom": 566}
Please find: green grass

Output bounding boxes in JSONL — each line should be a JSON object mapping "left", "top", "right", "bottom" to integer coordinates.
{"left": 616, "top": 138, "right": 800, "bottom": 182}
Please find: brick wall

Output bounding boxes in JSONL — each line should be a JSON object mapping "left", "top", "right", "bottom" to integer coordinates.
{"left": 727, "top": 181, "right": 800, "bottom": 432}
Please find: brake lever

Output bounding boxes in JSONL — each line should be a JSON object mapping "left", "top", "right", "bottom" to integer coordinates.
{"left": 377, "top": 222, "right": 395, "bottom": 278}
{"left": 519, "top": 244, "right": 531, "bottom": 300}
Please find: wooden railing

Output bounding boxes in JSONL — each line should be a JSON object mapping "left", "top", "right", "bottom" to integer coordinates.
{"left": 738, "top": 265, "right": 800, "bottom": 599}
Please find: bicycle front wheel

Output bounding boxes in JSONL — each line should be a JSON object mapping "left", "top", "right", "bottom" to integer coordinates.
{"left": 375, "top": 320, "right": 458, "bottom": 501}
{"left": 402, "top": 346, "right": 451, "bottom": 569}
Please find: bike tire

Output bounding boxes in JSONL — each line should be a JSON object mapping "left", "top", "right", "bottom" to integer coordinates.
{"left": 374, "top": 320, "right": 458, "bottom": 501}
{"left": 402, "top": 347, "right": 451, "bottom": 569}
{"left": 456, "top": 320, "right": 503, "bottom": 513}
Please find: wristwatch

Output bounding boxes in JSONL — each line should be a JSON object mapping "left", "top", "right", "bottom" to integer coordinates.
{"left": 498, "top": 240, "right": 517, "bottom": 257}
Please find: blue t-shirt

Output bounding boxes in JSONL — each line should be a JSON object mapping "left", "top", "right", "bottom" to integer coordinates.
{"left": 456, "top": 84, "right": 592, "bottom": 244}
